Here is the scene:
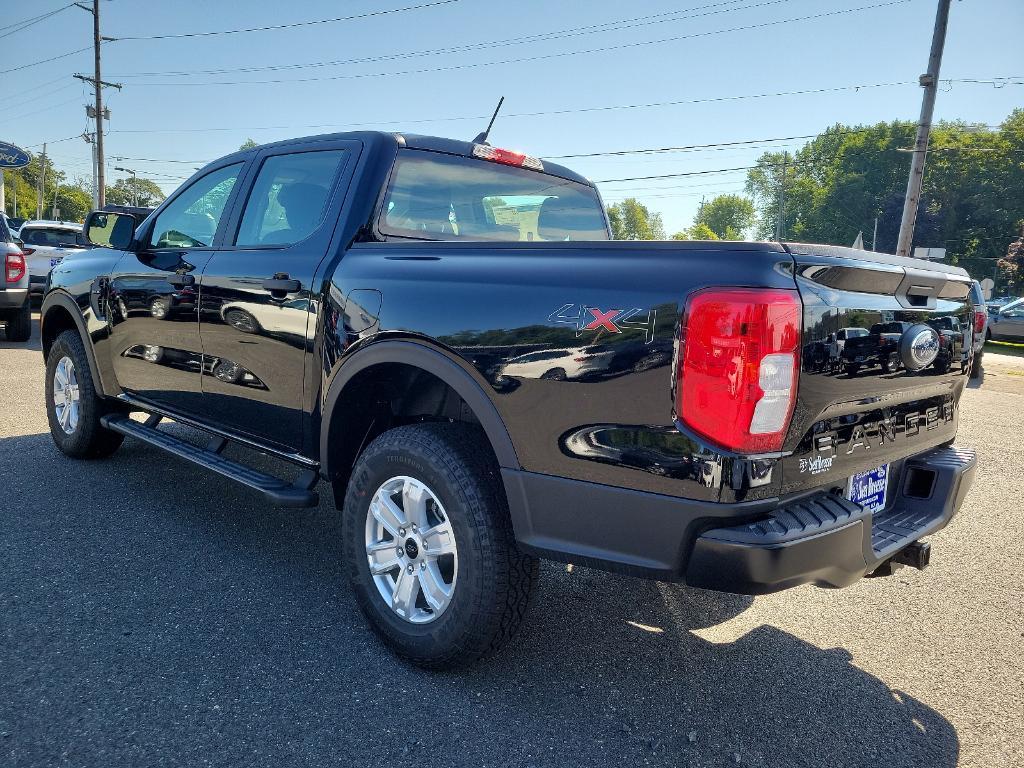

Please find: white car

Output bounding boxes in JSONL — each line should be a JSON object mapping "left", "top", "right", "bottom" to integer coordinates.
{"left": 17, "top": 220, "right": 89, "bottom": 298}
{"left": 499, "top": 346, "right": 615, "bottom": 381}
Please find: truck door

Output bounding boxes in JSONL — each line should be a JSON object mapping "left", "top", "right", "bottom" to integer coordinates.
{"left": 107, "top": 162, "right": 247, "bottom": 413}
{"left": 195, "top": 140, "right": 357, "bottom": 451}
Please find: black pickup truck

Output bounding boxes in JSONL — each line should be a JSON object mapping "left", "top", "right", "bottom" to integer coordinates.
{"left": 40, "top": 132, "right": 977, "bottom": 667}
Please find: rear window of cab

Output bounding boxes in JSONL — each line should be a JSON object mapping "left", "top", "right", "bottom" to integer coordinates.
{"left": 379, "top": 149, "right": 609, "bottom": 243}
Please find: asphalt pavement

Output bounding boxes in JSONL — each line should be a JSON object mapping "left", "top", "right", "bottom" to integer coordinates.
{"left": 2, "top": 315, "right": 1022, "bottom": 767}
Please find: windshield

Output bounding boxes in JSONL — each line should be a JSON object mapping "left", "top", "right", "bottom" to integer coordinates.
{"left": 379, "top": 149, "right": 609, "bottom": 242}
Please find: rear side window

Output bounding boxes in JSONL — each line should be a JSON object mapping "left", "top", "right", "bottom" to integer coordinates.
{"left": 0, "top": 217, "right": 9, "bottom": 242}
{"left": 20, "top": 227, "right": 81, "bottom": 246}
{"left": 379, "top": 149, "right": 609, "bottom": 242}
{"left": 235, "top": 150, "right": 346, "bottom": 247}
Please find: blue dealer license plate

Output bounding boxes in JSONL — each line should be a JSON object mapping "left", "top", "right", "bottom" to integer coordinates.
{"left": 847, "top": 464, "right": 890, "bottom": 513}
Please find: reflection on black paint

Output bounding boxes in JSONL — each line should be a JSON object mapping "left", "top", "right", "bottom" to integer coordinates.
{"left": 560, "top": 424, "right": 724, "bottom": 487}
{"left": 122, "top": 344, "right": 267, "bottom": 390}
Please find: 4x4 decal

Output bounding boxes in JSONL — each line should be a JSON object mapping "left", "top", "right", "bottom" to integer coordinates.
{"left": 548, "top": 303, "right": 657, "bottom": 343}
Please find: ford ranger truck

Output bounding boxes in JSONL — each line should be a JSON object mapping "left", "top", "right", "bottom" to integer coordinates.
{"left": 39, "top": 132, "right": 977, "bottom": 667}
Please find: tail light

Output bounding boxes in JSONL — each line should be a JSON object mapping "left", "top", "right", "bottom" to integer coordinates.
{"left": 20, "top": 247, "right": 35, "bottom": 257}
{"left": 973, "top": 310, "right": 986, "bottom": 334}
{"left": 5, "top": 251, "right": 26, "bottom": 283}
{"left": 676, "top": 288, "right": 801, "bottom": 453}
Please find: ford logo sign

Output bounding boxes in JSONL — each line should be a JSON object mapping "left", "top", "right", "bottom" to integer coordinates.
{"left": 0, "top": 141, "right": 31, "bottom": 169}
{"left": 899, "top": 324, "right": 940, "bottom": 371}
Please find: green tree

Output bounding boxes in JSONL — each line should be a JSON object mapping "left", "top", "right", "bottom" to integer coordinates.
{"left": 239, "top": 138, "right": 259, "bottom": 151}
{"left": 687, "top": 222, "right": 721, "bottom": 241}
{"left": 744, "top": 111, "right": 1024, "bottom": 288}
{"left": 106, "top": 177, "right": 166, "bottom": 207}
{"left": 606, "top": 198, "right": 664, "bottom": 240}
{"left": 694, "top": 194, "right": 754, "bottom": 239}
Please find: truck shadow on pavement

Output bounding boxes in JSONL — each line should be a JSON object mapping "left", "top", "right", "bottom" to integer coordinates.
{"left": 0, "top": 427, "right": 958, "bottom": 768}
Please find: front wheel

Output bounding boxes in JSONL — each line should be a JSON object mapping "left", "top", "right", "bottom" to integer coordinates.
{"left": 341, "top": 423, "right": 538, "bottom": 668}
{"left": 45, "top": 330, "right": 124, "bottom": 458}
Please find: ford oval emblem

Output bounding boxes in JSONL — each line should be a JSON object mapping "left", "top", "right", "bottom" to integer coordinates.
{"left": 0, "top": 141, "right": 31, "bottom": 169}
{"left": 899, "top": 324, "right": 940, "bottom": 371}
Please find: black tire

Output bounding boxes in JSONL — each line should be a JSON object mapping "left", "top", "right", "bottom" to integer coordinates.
{"left": 541, "top": 367, "right": 567, "bottom": 381}
{"left": 845, "top": 364, "right": 860, "bottom": 377}
{"left": 342, "top": 423, "right": 538, "bottom": 669}
{"left": 970, "top": 348, "right": 983, "bottom": 379}
{"left": 45, "top": 329, "right": 124, "bottom": 459}
{"left": 3, "top": 299, "right": 32, "bottom": 342}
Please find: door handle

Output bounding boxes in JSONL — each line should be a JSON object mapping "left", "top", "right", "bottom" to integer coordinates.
{"left": 168, "top": 274, "right": 195, "bottom": 288}
{"left": 262, "top": 274, "right": 301, "bottom": 294}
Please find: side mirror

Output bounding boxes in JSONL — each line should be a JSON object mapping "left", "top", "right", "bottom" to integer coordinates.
{"left": 84, "top": 210, "right": 137, "bottom": 250}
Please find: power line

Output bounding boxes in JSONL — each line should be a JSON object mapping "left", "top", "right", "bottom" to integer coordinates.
{"left": 105, "top": 0, "right": 783, "bottom": 78}
{"left": 0, "top": 3, "right": 74, "bottom": 37}
{"left": 102, "top": 79, "right": 922, "bottom": 136}
{"left": 0, "top": 45, "right": 91, "bottom": 75}
{"left": 113, "top": 0, "right": 462, "bottom": 41}
{"left": 125, "top": 0, "right": 912, "bottom": 87}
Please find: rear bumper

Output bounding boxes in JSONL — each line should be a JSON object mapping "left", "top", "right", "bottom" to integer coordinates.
{"left": 686, "top": 445, "right": 976, "bottom": 594}
{"left": 504, "top": 445, "right": 976, "bottom": 591}
{"left": 0, "top": 287, "right": 29, "bottom": 309}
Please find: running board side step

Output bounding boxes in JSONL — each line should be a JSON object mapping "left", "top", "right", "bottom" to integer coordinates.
{"left": 100, "top": 413, "right": 319, "bottom": 508}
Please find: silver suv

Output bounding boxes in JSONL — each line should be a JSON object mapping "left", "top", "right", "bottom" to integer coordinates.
{"left": 0, "top": 216, "right": 31, "bottom": 341}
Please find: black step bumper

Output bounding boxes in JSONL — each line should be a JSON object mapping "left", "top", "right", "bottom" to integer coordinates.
{"left": 504, "top": 445, "right": 975, "bottom": 591}
{"left": 685, "top": 446, "right": 976, "bottom": 594}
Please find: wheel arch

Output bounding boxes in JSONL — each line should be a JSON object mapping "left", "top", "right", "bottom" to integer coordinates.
{"left": 40, "top": 291, "right": 107, "bottom": 394}
{"left": 320, "top": 340, "right": 519, "bottom": 490}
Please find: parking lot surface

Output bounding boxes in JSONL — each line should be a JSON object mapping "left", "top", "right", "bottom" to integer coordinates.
{"left": 2, "top": 316, "right": 1022, "bottom": 767}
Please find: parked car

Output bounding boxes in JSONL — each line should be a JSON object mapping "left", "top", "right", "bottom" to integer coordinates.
{"left": 498, "top": 346, "right": 615, "bottom": 381}
{"left": 841, "top": 321, "right": 912, "bottom": 375}
{"left": 985, "top": 295, "right": 1020, "bottom": 314}
{"left": 0, "top": 215, "right": 31, "bottom": 341}
{"left": 968, "top": 280, "right": 988, "bottom": 377}
{"left": 42, "top": 131, "right": 977, "bottom": 668}
{"left": 17, "top": 220, "right": 90, "bottom": 298}
{"left": 987, "top": 296, "right": 1024, "bottom": 341}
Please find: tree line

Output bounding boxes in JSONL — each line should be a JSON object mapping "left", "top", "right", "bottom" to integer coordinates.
{"left": 3, "top": 156, "right": 166, "bottom": 223}
{"left": 605, "top": 109, "right": 1024, "bottom": 291}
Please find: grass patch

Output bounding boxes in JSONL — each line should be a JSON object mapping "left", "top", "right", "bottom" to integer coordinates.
{"left": 985, "top": 339, "right": 1024, "bottom": 358}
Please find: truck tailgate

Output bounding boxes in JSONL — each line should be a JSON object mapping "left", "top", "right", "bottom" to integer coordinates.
{"left": 782, "top": 243, "right": 973, "bottom": 496}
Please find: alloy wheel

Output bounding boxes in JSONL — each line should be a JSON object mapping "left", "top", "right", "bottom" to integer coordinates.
{"left": 364, "top": 476, "right": 458, "bottom": 624}
{"left": 52, "top": 356, "right": 80, "bottom": 435}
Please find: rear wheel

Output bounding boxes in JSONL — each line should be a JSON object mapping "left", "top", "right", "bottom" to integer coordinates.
{"left": 541, "top": 367, "right": 567, "bottom": 381}
{"left": 341, "top": 423, "right": 538, "bottom": 668}
{"left": 844, "top": 364, "right": 860, "bottom": 377}
{"left": 2, "top": 299, "right": 31, "bottom": 342}
{"left": 45, "top": 330, "right": 124, "bottom": 458}
{"left": 970, "top": 348, "right": 984, "bottom": 379}
{"left": 150, "top": 297, "right": 170, "bottom": 320}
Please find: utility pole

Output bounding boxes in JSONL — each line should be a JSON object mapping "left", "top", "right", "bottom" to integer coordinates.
{"left": 774, "top": 151, "right": 788, "bottom": 241}
{"left": 52, "top": 181, "right": 60, "bottom": 220}
{"left": 895, "top": 0, "right": 952, "bottom": 258}
{"left": 114, "top": 166, "right": 137, "bottom": 206}
{"left": 83, "top": 132, "right": 98, "bottom": 208}
{"left": 74, "top": 1, "right": 120, "bottom": 209}
{"left": 36, "top": 143, "right": 47, "bottom": 220}
{"left": 872, "top": 216, "right": 879, "bottom": 252}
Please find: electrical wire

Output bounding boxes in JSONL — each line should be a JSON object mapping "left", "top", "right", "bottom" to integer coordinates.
{"left": 0, "top": 45, "right": 91, "bottom": 75}
{"left": 106, "top": 0, "right": 782, "bottom": 78}
{"left": 0, "top": 3, "right": 74, "bottom": 38}
{"left": 123, "top": 0, "right": 912, "bottom": 86}
{"left": 113, "top": 0, "right": 462, "bottom": 41}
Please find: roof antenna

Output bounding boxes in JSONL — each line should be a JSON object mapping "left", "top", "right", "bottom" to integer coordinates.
{"left": 472, "top": 96, "right": 505, "bottom": 145}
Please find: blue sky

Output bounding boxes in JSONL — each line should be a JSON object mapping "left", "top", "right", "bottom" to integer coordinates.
{"left": 4, "top": 0, "right": 1022, "bottom": 234}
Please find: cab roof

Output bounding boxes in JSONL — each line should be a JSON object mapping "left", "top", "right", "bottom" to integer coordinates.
{"left": 220, "top": 131, "right": 594, "bottom": 187}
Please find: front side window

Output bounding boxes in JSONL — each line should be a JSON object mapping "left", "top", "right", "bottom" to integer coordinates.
{"left": 235, "top": 150, "right": 345, "bottom": 247}
{"left": 379, "top": 150, "right": 609, "bottom": 242}
{"left": 149, "top": 163, "right": 242, "bottom": 249}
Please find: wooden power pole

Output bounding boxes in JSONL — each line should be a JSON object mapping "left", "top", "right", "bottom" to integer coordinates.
{"left": 74, "top": 1, "right": 121, "bottom": 208}
{"left": 895, "top": 0, "right": 952, "bottom": 258}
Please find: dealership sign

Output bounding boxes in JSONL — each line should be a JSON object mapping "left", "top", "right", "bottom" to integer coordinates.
{"left": 0, "top": 141, "right": 31, "bottom": 169}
